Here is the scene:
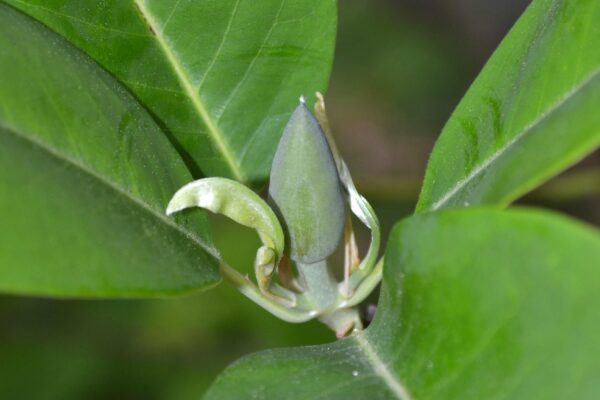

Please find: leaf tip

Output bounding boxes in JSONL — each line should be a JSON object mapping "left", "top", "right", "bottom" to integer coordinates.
{"left": 165, "top": 183, "right": 194, "bottom": 216}
{"left": 165, "top": 198, "right": 179, "bottom": 216}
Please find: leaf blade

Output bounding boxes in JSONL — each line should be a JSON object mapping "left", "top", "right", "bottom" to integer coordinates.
{"left": 0, "top": 4, "right": 220, "bottom": 296}
{"left": 5, "top": 0, "right": 338, "bottom": 182}
{"left": 134, "top": 0, "right": 243, "bottom": 181}
{"left": 416, "top": 0, "right": 600, "bottom": 212}
{"left": 204, "top": 208, "right": 600, "bottom": 399}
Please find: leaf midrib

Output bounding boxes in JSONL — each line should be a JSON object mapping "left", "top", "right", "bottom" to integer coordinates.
{"left": 0, "top": 121, "right": 218, "bottom": 259}
{"left": 133, "top": 0, "right": 245, "bottom": 182}
{"left": 429, "top": 65, "right": 600, "bottom": 211}
{"left": 354, "top": 333, "right": 413, "bottom": 400}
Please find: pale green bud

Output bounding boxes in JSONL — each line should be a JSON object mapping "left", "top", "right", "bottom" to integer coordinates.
{"left": 268, "top": 99, "right": 346, "bottom": 263}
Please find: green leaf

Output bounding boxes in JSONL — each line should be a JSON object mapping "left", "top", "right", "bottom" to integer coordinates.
{"left": 4, "top": 0, "right": 337, "bottom": 182}
{"left": 204, "top": 208, "right": 600, "bottom": 399}
{"left": 0, "top": 4, "right": 220, "bottom": 296}
{"left": 167, "top": 177, "right": 284, "bottom": 257}
{"left": 269, "top": 102, "right": 345, "bottom": 263}
{"left": 416, "top": 0, "right": 600, "bottom": 212}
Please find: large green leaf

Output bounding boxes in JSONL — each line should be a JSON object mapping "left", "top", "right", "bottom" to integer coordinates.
{"left": 205, "top": 208, "right": 600, "bottom": 399}
{"left": 4, "top": 0, "right": 337, "bottom": 182}
{"left": 0, "top": 4, "right": 220, "bottom": 296}
{"left": 416, "top": 0, "right": 600, "bottom": 212}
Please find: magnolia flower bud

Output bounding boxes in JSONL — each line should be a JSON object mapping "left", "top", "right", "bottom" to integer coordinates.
{"left": 268, "top": 99, "right": 345, "bottom": 263}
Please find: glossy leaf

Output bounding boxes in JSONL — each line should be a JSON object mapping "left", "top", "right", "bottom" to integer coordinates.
{"left": 4, "top": 0, "right": 337, "bottom": 182}
{"left": 205, "top": 209, "right": 600, "bottom": 399}
{"left": 417, "top": 0, "right": 600, "bottom": 212}
{"left": 269, "top": 102, "right": 345, "bottom": 263}
{"left": 0, "top": 4, "right": 220, "bottom": 296}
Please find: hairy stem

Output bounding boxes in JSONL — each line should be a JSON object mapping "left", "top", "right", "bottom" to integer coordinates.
{"left": 296, "top": 259, "right": 338, "bottom": 311}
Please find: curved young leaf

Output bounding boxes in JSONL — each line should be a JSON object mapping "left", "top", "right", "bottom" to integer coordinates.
{"left": 205, "top": 209, "right": 600, "bottom": 399}
{"left": 168, "top": 178, "right": 284, "bottom": 256}
{"left": 417, "top": 0, "right": 600, "bottom": 212}
{"left": 4, "top": 0, "right": 337, "bottom": 182}
{"left": 0, "top": 4, "right": 220, "bottom": 297}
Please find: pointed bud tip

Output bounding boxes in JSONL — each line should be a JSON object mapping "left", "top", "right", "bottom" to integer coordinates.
{"left": 270, "top": 94, "right": 346, "bottom": 263}
{"left": 299, "top": 95, "right": 306, "bottom": 104}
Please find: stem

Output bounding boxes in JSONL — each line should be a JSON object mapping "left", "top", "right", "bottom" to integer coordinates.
{"left": 319, "top": 307, "right": 363, "bottom": 338}
{"left": 338, "top": 257, "right": 383, "bottom": 309}
{"left": 296, "top": 259, "right": 338, "bottom": 311}
{"left": 219, "top": 262, "right": 317, "bottom": 323}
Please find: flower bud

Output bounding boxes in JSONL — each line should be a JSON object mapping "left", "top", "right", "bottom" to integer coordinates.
{"left": 269, "top": 99, "right": 345, "bottom": 263}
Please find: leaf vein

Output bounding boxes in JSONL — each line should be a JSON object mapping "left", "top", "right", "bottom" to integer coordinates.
{"left": 194, "top": 0, "right": 241, "bottom": 92}
{"left": 160, "top": 0, "right": 183, "bottom": 33}
{"left": 429, "top": 65, "right": 600, "bottom": 211}
{"left": 133, "top": 0, "right": 244, "bottom": 181}
{"left": 214, "top": 0, "right": 287, "bottom": 123}
{"left": 354, "top": 333, "right": 413, "bottom": 400}
{"left": 0, "top": 121, "right": 218, "bottom": 260}
{"left": 10, "top": 0, "right": 150, "bottom": 37}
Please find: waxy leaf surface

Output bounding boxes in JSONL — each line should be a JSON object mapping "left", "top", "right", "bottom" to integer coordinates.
{"left": 417, "top": 0, "right": 600, "bottom": 212}
{"left": 205, "top": 209, "right": 600, "bottom": 399}
{"left": 0, "top": 4, "right": 220, "bottom": 296}
{"left": 4, "top": 0, "right": 337, "bottom": 182}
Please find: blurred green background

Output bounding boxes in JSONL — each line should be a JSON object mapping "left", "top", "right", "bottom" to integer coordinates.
{"left": 2, "top": 1, "right": 598, "bottom": 398}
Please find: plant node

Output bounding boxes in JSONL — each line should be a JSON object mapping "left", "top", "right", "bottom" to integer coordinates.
{"left": 166, "top": 94, "right": 382, "bottom": 337}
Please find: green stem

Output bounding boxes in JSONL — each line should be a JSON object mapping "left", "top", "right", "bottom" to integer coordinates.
{"left": 220, "top": 262, "right": 317, "bottom": 323}
{"left": 339, "top": 258, "right": 383, "bottom": 309}
{"left": 296, "top": 259, "right": 338, "bottom": 311}
{"left": 319, "top": 307, "right": 363, "bottom": 338}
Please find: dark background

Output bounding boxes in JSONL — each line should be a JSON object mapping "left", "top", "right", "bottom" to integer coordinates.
{"left": 1, "top": 1, "right": 598, "bottom": 398}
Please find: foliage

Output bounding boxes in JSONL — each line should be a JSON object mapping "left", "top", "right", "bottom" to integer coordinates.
{"left": 206, "top": 209, "right": 600, "bottom": 399}
{"left": 416, "top": 0, "right": 600, "bottom": 211}
{"left": 0, "top": 0, "right": 599, "bottom": 398}
{"left": 0, "top": 0, "right": 336, "bottom": 295}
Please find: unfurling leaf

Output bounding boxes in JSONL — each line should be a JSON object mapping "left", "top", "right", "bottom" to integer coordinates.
{"left": 167, "top": 177, "right": 284, "bottom": 256}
